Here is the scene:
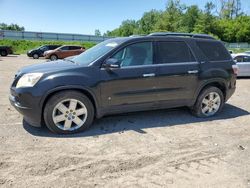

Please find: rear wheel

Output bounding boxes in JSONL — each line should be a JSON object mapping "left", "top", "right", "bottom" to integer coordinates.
{"left": 50, "top": 54, "right": 58, "bottom": 61}
{"left": 0, "top": 50, "right": 7, "bottom": 56}
{"left": 192, "top": 86, "right": 224, "bottom": 117}
{"left": 32, "top": 53, "right": 39, "bottom": 59}
{"left": 44, "top": 91, "right": 94, "bottom": 134}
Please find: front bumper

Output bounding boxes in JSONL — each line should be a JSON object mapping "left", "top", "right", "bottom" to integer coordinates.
{"left": 9, "top": 89, "right": 42, "bottom": 127}
{"left": 27, "top": 52, "right": 32, "bottom": 57}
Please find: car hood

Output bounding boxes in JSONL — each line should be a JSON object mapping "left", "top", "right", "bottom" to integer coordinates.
{"left": 17, "top": 60, "right": 82, "bottom": 75}
{"left": 44, "top": 50, "right": 54, "bottom": 55}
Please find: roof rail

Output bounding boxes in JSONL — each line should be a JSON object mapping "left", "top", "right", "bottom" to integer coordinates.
{"left": 148, "top": 32, "right": 215, "bottom": 39}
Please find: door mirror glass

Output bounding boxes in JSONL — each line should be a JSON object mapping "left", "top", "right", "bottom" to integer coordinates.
{"left": 103, "top": 58, "right": 120, "bottom": 69}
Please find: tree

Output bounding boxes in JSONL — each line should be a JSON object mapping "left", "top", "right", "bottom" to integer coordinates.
{"left": 138, "top": 10, "right": 161, "bottom": 34}
{"left": 219, "top": 0, "right": 242, "bottom": 19}
{"left": 181, "top": 5, "right": 201, "bottom": 33}
{"left": 105, "top": 0, "right": 250, "bottom": 42}
{"left": 155, "top": 0, "right": 185, "bottom": 32}
{"left": 105, "top": 20, "right": 138, "bottom": 37}
{"left": 194, "top": 2, "right": 217, "bottom": 34}
{"left": 0, "top": 23, "right": 25, "bottom": 31}
{"left": 94, "top": 29, "right": 101, "bottom": 36}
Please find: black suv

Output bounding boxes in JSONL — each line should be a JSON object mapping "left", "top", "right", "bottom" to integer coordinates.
{"left": 10, "top": 33, "right": 237, "bottom": 134}
{"left": 27, "top": 45, "right": 61, "bottom": 59}
{"left": 0, "top": 46, "right": 13, "bottom": 56}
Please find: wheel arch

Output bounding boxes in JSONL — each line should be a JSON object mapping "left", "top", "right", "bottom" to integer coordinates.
{"left": 41, "top": 86, "right": 99, "bottom": 122}
{"left": 195, "top": 79, "right": 228, "bottom": 103}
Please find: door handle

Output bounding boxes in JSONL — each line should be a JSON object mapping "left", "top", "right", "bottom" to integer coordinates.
{"left": 188, "top": 70, "right": 199, "bottom": 74}
{"left": 143, "top": 73, "right": 155, "bottom": 77}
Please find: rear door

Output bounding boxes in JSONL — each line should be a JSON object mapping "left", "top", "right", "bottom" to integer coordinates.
{"left": 100, "top": 41, "right": 158, "bottom": 110}
{"left": 154, "top": 40, "right": 199, "bottom": 105}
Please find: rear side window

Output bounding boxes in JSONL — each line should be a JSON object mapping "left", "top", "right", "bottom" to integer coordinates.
{"left": 156, "top": 41, "right": 195, "bottom": 64}
{"left": 70, "top": 46, "right": 81, "bottom": 50}
{"left": 60, "top": 46, "right": 69, "bottom": 50}
{"left": 234, "top": 56, "right": 250, "bottom": 63}
{"left": 196, "top": 41, "right": 231, "bottom": 61}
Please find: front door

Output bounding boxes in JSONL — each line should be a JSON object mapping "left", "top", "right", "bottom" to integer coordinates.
{"left": 100, "top": 41, "right": 158, "bottom": 110}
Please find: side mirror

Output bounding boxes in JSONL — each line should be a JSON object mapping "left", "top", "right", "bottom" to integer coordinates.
{"left": 103, "top": 58, "right": 120, "bottom": 69}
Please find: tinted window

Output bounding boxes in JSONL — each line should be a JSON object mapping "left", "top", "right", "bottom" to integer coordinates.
{"left": 196, "top": 41, "right": 231, "bottom": 61}
{"left": 49, "top": 45, "right": 59, "bottom": 50}
{"left": 111, "top": 42, "right": 153, "bottom": 67}
{"left": 69, "top": 46, "right": 81, "bottom": 50}
{"left": 235, "top": 56, "right": 250, "bottom": 62}
{"left": 234, "top": 56, "right": 243, "bottom": 62}
{"left": 40, "top": 46, "right": 48, "bottom": 51}
{"left": 156, "top": 41, "right": 195, "bottom": 64}
{"left": 243, "top": 56, "right": 250, "bottom": 62}
{"left": 60, "top": 46, "right": 69, "bottom": 50}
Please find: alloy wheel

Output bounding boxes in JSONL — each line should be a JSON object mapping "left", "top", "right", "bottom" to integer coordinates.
{"left": 52, "top": 99, "right": 88, "bottom": 131}
{"left": 201, "top": 92, "right": 221, "bottom": 116}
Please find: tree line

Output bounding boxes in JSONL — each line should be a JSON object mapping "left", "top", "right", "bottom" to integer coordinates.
{"left": 0, "top": 23, "right": 25, "bottom": 31}
{"left": 103, "top": 0, "right": 250, "bottom": 43}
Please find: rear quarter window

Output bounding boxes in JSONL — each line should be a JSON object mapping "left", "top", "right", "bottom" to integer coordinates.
{"left": 196, "top": 41, "right": 231, "bottom": 61}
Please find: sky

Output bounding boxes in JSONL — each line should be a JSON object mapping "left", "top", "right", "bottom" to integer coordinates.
{"left": 0, "top": 0, "right": 250, "bottom": 35}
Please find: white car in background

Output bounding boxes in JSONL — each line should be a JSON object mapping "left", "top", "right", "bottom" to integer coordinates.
{"left": 232, "top": 53, "right": 250, "bottom": 77}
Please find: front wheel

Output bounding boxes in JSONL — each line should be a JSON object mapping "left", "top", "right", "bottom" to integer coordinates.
{"left": 0, "top": 50, "right": 7, "bottom": 56}
{"left": 50, "top": 54, "right": 58, "bottom": 61}
{"left": 33, "top": 53, "right": 39, "bottom": 59}
{"left": 44, "top": 91, "right": 94, "bottom": 134}
{"left": 192, "top": 86, "right": 224, "bottom": 118}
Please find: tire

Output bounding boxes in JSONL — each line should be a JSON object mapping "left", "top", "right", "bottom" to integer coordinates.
{"left": 50, "top": 54, "right": 58, "bottom": 61}
{"left": 0, "top": 50, "right": 7, "bottom": 56}
{"left": 32, "top": 53, "right": 39, "bottom": 59}
{"left": 44, "top": 91, "right": 94, "bottom": 134}
{"left": 192, "top": 86, "right": 224, "bottom": 118}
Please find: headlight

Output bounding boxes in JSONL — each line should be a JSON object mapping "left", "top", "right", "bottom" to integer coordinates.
{"left": 16, "top": 73, "right": 43, "bottom": 88}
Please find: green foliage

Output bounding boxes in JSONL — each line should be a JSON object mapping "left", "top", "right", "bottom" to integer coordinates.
{"left": 105, "top": 0, "right": 250, "bottom": 43}
{"left": 94, "top": 29, "right": 101, "bottom": 36}
{"left": 0, "top": 39, "right": 96, "bottom": 54}
{"left": 0, "top": 23, "right": 25, "bottom": 31}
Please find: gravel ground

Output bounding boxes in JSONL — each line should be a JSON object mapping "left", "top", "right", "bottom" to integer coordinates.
{"left": 0, "top": 55, "right": 249, "bottom": 188}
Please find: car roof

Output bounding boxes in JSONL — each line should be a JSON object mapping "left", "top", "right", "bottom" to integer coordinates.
{"left": 110, "top": 33, "right": 216, "bottom": 44}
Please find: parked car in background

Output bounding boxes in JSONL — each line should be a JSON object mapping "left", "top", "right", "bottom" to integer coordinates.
{"left": 232, "top": 53, "right": 250, "bottom": 77}
{"left": 10, "top": 33, "right": 237, "bottom": 134}
{"left": 0, "top": 46, "right": 13, "bottom": 56}
{"left": 44, "top": 45, "right": 85, "bottom": 61}
{"left": 27, "top": 45, "right": 61, "bottom": 59}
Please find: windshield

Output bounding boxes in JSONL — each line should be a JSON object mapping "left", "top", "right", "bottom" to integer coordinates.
{"left": 73, "top": 39, "right": 125, "bottom": 65}
{"left": 39, "top": 46, "right": 48, "bottom": 51}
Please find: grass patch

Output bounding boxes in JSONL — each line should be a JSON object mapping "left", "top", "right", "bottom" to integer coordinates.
{"left": 0, "top": 39, "right": 96, "bottom": 54}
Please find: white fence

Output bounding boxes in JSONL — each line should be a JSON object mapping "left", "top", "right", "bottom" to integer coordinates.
{"left": 0, "top": 30, "right": 111, "bottom": 43}
{"left": 224, "top": 42, "right": 250, "bottom": 49}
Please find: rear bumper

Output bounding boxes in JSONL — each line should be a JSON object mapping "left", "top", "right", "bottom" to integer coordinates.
{"left": 225, "top": 87, "right": 235, "bottom": 102}
{"left": 9, "top": 90, "right": 42, "bottom": 127}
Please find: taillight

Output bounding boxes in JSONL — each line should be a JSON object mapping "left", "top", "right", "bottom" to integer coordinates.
{"left": 232, "top": 64, "right": 239, "bottom": 75}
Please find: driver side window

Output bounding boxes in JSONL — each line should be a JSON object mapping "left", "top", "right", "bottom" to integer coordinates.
{"left": 111, "top": 42, "right": 153, "bottom": 67}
